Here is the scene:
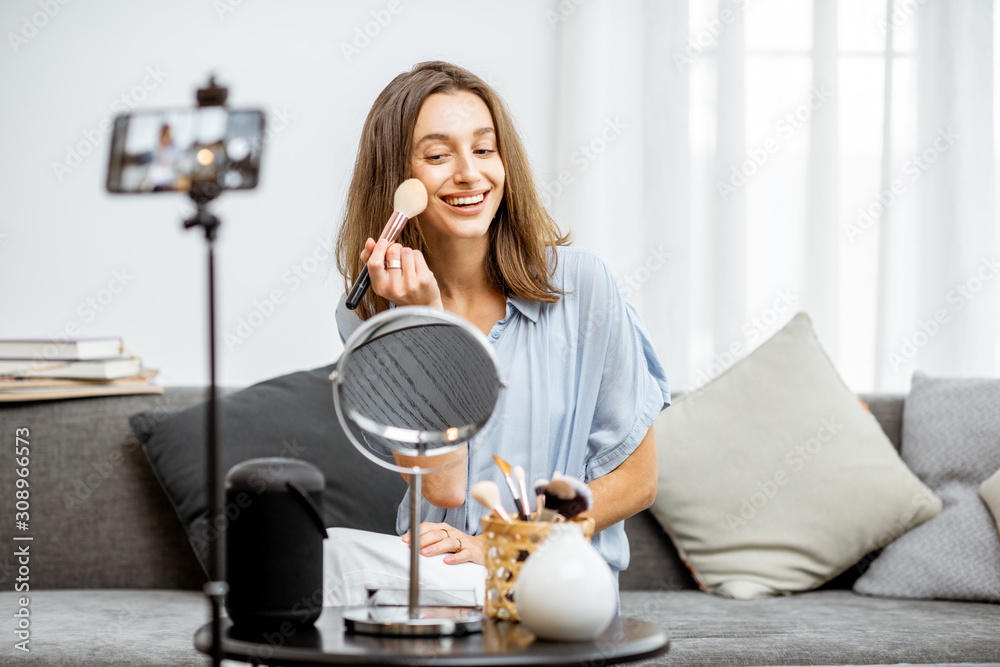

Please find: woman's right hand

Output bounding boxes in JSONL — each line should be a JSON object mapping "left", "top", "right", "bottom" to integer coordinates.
{"left": 362, "top": 238, "right": 443, "bottom": 309}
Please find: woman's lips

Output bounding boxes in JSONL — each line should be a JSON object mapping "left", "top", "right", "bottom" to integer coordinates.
{"left": 440, "top": 189, "right": 490, "bottom": 215}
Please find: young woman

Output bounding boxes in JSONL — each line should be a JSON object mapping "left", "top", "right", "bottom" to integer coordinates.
{"left": 327, "top": 61, "right": 669, "bottom": 605}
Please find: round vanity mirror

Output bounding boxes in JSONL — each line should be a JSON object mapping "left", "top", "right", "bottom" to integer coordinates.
{"left": 329, "top": 306, "right": 505, "bottom": 636}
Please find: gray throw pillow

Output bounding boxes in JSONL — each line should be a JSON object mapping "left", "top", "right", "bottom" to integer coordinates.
{"left": 854, "top": 372, "right": 1000, "bottom": 602}
{"left": 130, "top": 364, "right": 407, "bottom": 573}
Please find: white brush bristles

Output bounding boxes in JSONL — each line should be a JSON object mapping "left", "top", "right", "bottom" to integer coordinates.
{"left": 394, "top": 178, "right": 428, "bottom": 218}
{"left": 470, "top": 480, "right": 502, "bottom": 511}
{"left": 471, "top": 480, "right": 512, "bottom": 522}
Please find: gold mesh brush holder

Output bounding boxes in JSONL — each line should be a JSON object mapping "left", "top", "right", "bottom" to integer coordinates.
{"left": 480, "top": 514, "right": 596, "bottom": 621}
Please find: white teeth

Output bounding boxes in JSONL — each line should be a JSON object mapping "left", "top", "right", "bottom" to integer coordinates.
{"left": 444, "top": 193, "right": 485, "bottom": 206}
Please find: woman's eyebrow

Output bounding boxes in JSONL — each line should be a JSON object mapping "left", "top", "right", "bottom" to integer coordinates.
{"left": 415, "top": 133, "right": 449, "bottom": 147}
{"left": 414, "top": 127, "right": 496, "bottom": 147}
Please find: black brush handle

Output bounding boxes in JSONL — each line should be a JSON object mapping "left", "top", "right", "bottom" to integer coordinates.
{"left": 345, "top": 265, "right": 371, "bottom": 310}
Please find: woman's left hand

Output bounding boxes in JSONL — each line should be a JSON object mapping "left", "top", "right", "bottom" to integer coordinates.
{"left": 401, "top": 522, "right": 484, "bottom": 566}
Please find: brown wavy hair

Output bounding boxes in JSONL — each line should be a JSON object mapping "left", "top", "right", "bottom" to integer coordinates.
{"left": 335, "top": 60, "right": 570, "bottom": 320}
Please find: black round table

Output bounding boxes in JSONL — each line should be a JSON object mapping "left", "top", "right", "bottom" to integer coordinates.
{"left": 194, "top": 607, "right": 669, "bottom": 666}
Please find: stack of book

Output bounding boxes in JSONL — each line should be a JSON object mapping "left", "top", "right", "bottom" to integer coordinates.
{"left": 0, "top": 337, "right": 163, "bottom": 402}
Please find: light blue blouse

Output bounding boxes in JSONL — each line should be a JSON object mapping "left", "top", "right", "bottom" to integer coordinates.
{"left": 336, "top": 246, "right": 671, "bottom": 579}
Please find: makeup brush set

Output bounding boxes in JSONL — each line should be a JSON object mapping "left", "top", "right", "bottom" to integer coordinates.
{"left": 471, "top": 455, "right": 594, "bottom": 524}
{"left": 477, "top": 456, "right": 598, "bottom": 623}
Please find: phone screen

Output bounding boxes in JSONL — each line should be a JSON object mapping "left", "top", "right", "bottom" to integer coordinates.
{"left": 106, "top": 108, "right": 264, "bottom": 193}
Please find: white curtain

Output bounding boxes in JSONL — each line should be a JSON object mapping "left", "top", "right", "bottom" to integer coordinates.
{"left": 550, "top": 0, "right": 690, "bottom": 388}
{"left": 552, "top": 0, "right": 999, "bottom": 393}
{"left": 875, "top": 0, "right": 996, "bottom": 387}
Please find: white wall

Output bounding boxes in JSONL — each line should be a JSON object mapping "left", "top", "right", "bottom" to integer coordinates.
{"left": 0, "top": 0, "right": 561, "bottom": 386}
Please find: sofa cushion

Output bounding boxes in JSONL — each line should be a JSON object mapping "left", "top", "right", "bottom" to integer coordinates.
{"left": 0, "top": 390, "right": 209, "bottom": 590}
{"left": 0, "top": 590, "right": 207, "bottom": 666}
{"left": 649, "top": 313, "right": 941, "bottom": 599}
{"left": 130, "top": 364, "right": 407, "bottom": 573}
{"left": 854, "top": 373, "right": 1000, "bottom": 602}
{"left": 5, "top": 589, "right": 998, "bottom": 666}
{"left": 619, "top": 589, "right": 1000, "bottom": 666}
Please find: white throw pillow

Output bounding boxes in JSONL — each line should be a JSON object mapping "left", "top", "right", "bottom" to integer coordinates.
{"left": 981, "top": 468, "right": 1000, "bottom": 534}
{"left": 649, "top": 313, "right": 942, "bottom": 599}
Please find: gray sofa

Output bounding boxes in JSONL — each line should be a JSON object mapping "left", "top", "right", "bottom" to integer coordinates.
{"left": 1, "top": 389, "right": 998, "bottom": 666}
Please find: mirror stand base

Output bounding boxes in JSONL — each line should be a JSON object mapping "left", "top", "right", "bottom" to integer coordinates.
{"left": 342, "top": 606, "right": 483, "bottom": 637}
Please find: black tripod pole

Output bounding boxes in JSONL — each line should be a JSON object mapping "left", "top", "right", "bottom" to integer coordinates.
{"left": 188, "top": 74, "right": 229, "bottom": 667}
{"left": 185, "top": 199, "right": 225, "bottom": 667}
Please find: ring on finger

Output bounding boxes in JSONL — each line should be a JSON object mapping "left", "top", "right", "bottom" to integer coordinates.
{"left": 384, "top": 259, "right": 402, "bottom": 269}
{"left": 456, "top": 537, "right": 463, "bottom": 552}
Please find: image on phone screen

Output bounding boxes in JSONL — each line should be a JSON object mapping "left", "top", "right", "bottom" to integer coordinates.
{"left": 106, "top": 107, "right": 264, "bottom": 193}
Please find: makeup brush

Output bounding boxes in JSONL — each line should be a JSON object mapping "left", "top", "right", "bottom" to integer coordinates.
{"left": 470, "top": 480, "right": 512, "bottom": 523}
{"left": 493, "top": 455, "right": 528, "bottom": 520}
{"left": 544, "top": 476, "right": 593, "bottom": 520}
{"left": 533, "top": 479, "right": 548, "bottom": 522}
{"left": 513, "top": 465, "right": 531, "bottom": 519}
{"left": 542, "top": 479, "right": 576, "bottom": 522}
{"left": 345, "top": 178, "right": 429, "bottom": 310}
{"left": 533, "top": 478, "right": 560, "bottom": 522}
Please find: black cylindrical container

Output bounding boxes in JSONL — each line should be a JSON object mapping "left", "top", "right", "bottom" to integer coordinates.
{"left": 225, "top": 457, "right": 327, "bottom": 628}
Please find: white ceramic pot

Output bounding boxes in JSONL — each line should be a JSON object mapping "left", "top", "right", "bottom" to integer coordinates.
{"left": 513, "top": 523, "right": 617, "bottom": 641}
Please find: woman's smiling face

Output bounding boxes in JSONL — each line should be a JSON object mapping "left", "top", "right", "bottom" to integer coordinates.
{"left": 409, "top": 91, "right": 505, "bottom": 244}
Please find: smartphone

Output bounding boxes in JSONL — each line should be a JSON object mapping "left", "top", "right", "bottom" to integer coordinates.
{"left": 106, "top": 107, "right": 265, "bottom": 193}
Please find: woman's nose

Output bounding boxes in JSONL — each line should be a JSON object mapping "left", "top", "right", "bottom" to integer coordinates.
{"left": 453, "top": 151, "right": 480, "bottom": 184}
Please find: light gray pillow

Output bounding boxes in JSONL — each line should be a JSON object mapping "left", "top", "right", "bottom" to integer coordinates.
{"left": 980, "top": 468, "right": 1000, "bottom": 533}
{"left": 854, "top": 372, "right": 1000, "bottom": 602}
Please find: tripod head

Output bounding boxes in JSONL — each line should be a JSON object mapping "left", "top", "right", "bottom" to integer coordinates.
{"left": 183, "top": 76, "right": 228, "bottom": 239}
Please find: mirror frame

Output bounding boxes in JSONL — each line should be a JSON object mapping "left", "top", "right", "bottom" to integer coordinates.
{"left": 329, "top": 306, "right": 505, "bottom": 475}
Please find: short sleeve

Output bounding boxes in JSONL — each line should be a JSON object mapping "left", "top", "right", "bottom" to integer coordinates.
{"left": 581, "top": 257, "right": 670, "bottom": 481}
{"left": 335, "top": 293, "right": 364, "bottom": 344}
